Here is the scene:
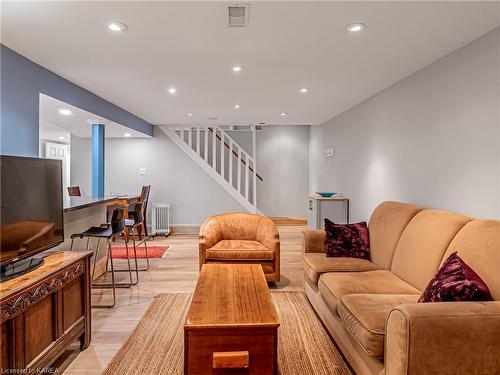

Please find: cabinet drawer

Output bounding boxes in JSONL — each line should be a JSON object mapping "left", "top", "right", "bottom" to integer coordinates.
{"left": 185, "top": 327, "right": 277, "bottom": 375}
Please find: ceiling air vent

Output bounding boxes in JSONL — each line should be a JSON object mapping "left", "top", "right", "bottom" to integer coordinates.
{"left": 228, "top": 4, "right": 250, "bottom": 28}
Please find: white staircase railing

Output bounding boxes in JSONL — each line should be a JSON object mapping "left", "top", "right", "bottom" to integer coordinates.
{"left": 160, "top": 125, "right": 261, "bottom": 213}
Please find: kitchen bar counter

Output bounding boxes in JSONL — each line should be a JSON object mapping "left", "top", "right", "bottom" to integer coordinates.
{"left": 63, "top": 195, "right": 122, "bottom": 212}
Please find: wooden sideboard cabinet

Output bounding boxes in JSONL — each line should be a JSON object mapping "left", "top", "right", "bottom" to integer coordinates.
{"left": 0, "top": 251, "right": 92, "bottom": 372}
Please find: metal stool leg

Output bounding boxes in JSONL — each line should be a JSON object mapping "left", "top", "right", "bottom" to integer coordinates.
{"left": 91, "top": 238, "right": 101, "bottom": 280}
{"left": 142, "top": 223, "right": 150, "bottom": 271}
{"left": 130, "top": 227, "right": 140, "bottom": 281}
{"left": 124, "top": 239, "right": 135, "bottom": 286}
{"left": 112, "top": 232, "right": 139, "bottom": 285}
{"left": 129, "top": 223, "right": 150, "bottom": 272}
{"left": 91, "top": 239, "right": 116, "bottom": 308}
{"left": 93, "top": 237, "right": 134, "bottom": 288}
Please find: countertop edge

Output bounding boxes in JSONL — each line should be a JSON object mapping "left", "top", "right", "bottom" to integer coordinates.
{"left": 63, "top": 196, "right": 122, "bottom": 212}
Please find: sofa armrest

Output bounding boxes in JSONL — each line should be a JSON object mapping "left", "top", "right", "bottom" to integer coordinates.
{"left": 385, "top": 301, "right": 500, "bottom": 375}
{"left": 301, "top": 230, "right": 325, "bottom": 253}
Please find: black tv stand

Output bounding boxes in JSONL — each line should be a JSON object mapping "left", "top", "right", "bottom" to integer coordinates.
{"left": 1, "top": 257, "right": 45, "bottom": 281}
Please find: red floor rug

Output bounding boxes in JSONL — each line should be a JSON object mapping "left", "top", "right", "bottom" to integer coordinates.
{"left": 111, "top": 245, "right": 170, "bottom": 259}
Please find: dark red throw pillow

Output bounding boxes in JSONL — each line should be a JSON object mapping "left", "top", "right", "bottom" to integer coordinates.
{"left": 418, "top": 251, "right": 493, "bottom": 303}
{"left": 324, "top": 218, "right": 370, "bottom": 259}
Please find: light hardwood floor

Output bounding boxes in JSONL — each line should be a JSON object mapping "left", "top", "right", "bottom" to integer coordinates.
{"left": 61, "top": 225, "right": 308, "bottom": 375}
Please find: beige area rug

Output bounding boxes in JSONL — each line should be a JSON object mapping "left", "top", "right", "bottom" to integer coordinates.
{"left": 101, "top": 292, "right": 351, "bottom": 375}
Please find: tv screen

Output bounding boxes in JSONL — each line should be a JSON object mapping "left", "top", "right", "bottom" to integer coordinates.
{"left": 1, "top": 156, "right": 64, "bottom": 266}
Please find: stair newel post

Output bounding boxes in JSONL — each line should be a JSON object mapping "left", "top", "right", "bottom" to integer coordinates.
{"left": 221, "top": 130, "right": 225, "bottom": 180}
{"left": 252, "top": 125, "right": 257, "bottom": 208}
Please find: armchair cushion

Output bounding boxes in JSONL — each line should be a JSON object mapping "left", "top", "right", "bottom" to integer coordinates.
{"left": 385, "top": 301, "right": 500, "bottom": 375}
{"left": 206, "top": 240, "right": 274, "bottom": 260}
{"left": 338, "top": 294, "right": 418, "bottom": 359}
{"left": 302, "top": 253, "right": 380, "bottom": 284}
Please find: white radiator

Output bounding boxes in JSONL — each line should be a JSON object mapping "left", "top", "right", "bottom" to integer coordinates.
{"left": 151, "top": 203, "right": 171, "bottom": 236}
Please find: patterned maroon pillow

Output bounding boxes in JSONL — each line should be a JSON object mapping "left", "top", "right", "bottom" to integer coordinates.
{"left": 418, "top": 251, "right": 493, "bottom": 303}
{"left": 323, "top": 218, "right": 370, "bottom": 259}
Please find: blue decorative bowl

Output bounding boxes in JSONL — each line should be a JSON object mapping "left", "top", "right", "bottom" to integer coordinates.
{"left": 316, "top": 192, "right": 336, "bottom": 198}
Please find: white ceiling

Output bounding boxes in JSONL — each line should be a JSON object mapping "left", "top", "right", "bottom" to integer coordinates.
{"left": 3, "top": 2, "right": 500, "bottom": 126}
{"left": 39, "top": 94, "right": 150, "bottom": 139}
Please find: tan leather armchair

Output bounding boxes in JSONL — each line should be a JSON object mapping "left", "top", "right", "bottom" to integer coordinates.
{"left": 199, "top": 212, "right": 280, "bottom": 282}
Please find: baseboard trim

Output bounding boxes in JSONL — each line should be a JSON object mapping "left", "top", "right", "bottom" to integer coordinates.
{"left": 170, "top": 224, "right": 200, "bottom": 235}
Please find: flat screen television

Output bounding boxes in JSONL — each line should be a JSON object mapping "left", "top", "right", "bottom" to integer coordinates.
{"left": 1, "top": 155, "right": 64, "bottom": 280}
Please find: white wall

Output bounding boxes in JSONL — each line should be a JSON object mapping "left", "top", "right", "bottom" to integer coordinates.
{"left": 256, "top": 126, "right": 310, "bottom": 217}
{"left": 71, "top": 125, "right": 310, "bottom": 224}
{"left": 310, "top": 27, "right": 500, "bottom": 222}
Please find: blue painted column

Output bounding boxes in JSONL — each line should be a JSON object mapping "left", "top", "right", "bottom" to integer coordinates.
{"left": 92, "top": 124, "right": 105, "bottom": 197}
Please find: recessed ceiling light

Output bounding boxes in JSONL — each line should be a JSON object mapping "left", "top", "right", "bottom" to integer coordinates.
{"left": 124, "top": 133, "right": 131, "bottom": 137}
{"left": 280, "top": 112, "right": 288, "bottom": 116}
{"left": 58, "top": 109, "right": 72, "bottom": 116}
{"left": 108, "top": 22, "right": 128, "bottom": 32}
{"left": 232, "top": 66, "right": 242, "bottom": 72}
{"left": 233, "top": 104, "right": 241, "bottom": 109}
{"left": 300, "top": 88, "right": 308, "bottom": 93}
{"left": 347, "top": 23, "right": 366, "bottom": 32}
{"left": 167, "top": 87, "right": 177, "bottom": 94}
{"left": 58, "top": 136, "right": 65, "bottom": 140}
{"left": 187, "top": 113, "right": 193, "bottom": 117}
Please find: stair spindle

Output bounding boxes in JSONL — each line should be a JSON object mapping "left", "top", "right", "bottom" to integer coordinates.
{"left": 245, "top": 154, "right": 249, "bottom": 200}
{"left": 196, "top": 127, "right": 200, "bottom": 155}
{"left": 212, "top": 128, "right": 216, "bottom": 169}
{"left": 229, "top": 141, "right": 233, "bottom": 187}
{"left": 220, "top": 131, "right": 225, "bottom": 180}
{"left": 237, "top": 148, "right": 242, "bottom": 194}
{"left": 204, "top": 127, "right": 209, "bottom": 162}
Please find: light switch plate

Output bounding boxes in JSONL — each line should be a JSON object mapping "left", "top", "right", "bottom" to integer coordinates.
{"left": 138, "top": 168, "right": 147, "bottom": 175}
{"left": 324, "top": 147, "right": 335, "bottom": 158}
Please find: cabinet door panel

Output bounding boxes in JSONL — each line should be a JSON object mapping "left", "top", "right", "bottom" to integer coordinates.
{"left": 25, "top": 296, "right": 54, "bottom": 364}
{"left": 63, "top": 277, "right": 83, "bottom": 331}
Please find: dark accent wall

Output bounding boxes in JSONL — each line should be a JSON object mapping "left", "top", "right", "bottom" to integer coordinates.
{"left": 0, "top": 44, "right": 153, "bottom": 156}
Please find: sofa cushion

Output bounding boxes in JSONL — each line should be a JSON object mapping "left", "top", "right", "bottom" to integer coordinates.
{"left": 338, "top": 294, "right": 419, "bottom": 358}
{"left": 206, "top": 240, "right": 274, "bottom": 260}
{"left": 324, "top": 219, "right": 370, "bottom": 259}
{"left": 390, "top": 210, "right": 472, "bottom": 291}
{"left": 368, "top": 201, "right": 423, "bottom": 269}
{"left": 318, "top": 270, "right": 420, "bottom": 313}
{"left": 418, "top": 251, "right": 493, "bottom": 303}
{"left": 301, "top": 253, "right": 380, "bottom": 284}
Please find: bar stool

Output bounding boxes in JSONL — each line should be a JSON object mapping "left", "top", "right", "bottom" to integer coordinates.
{"left": 70, "top": 206, "right": 133, "bottom": 308}
{"left": 125, "top": 201, "right": 150, "bottom": 271}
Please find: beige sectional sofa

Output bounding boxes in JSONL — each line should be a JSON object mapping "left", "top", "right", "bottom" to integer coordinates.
{"left": 301, "top": 201, "right": 500, "bottom": 375}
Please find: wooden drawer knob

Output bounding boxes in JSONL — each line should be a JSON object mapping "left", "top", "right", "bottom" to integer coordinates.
{"left": 212, "top": 351, "right": 249, "bottom": 369}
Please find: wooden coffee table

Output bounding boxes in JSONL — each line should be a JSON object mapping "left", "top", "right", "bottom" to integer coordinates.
{"left": 184, "top": 264, "right": 279, "bottom": 375}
